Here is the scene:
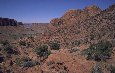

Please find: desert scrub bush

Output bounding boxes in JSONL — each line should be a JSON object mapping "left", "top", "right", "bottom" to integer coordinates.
{"left": 15, "top": 58, "right": 23, "bottom": 66}
{"left": 15, "top": 57, "right": 31, "bottom": 67}
{"left": 0, "top": 56, "right": 4, "bottom": 63}
{"left": 3, "top": 45, "right": 13, "bottom": 54}
{"left": 34, "top": 44, "right": 51, "bottom": 57}
{"left": 82, "top": 41, "right": 113, "bottom": 61}
{"left": 19, "top": 40, "right": 32, "bottom": 47}
{"left": 22, "top": 61, "right": 39, "bottom": 67}
{"left": 110, "top": 66, "right": 115, "bottom": 73}
{"left": 27, "top": 36, "right": 35, "bottom": 42}
{"left": 15, "top": 57, "right": 39, "bottom": 67}
{"left": 91, "top": 63, "right": 103, "bottom": 73}
{"left": 0, "top": 40, "right": 9, "bottom": 46}
{"left": 3, "top": 44, "right": 19, "bottom": 55}
{"left": 106, "top": 65, "right": 115, "bottom": 73}
{"left": 49, "top": 41, "right": 60, "bottom": 50}
{"left": 6, "top": 69, "right": 14, "bottom": 73}
{"left": 19, "top": 41, "right": 26, "bottom": 46}
{"left": 0, "top": 40, "right": 18, "bottom": 55}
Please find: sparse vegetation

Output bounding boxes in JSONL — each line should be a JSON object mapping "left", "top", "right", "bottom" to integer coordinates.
{"left": 0, "top": 4, "right": 115, "bottom": 73}
{"left": 34, "top": 44, "right": 51, "bottom": 57}
{"left": 0, "top": 41, "right": 19, "bottom": 55}
{"left": 0, "top": 56, "right": 4, "bottom": 63}
{"left": 22, "top": 61, "right": 38, "bottom": 67}
{"left": 0, "top": 40, "right": 9, "bottom": 46}
{"left": 19, "top": 40, "right": 32, "bottom": 47}
{"left": 106, "top": 65, "right": 115, "bottom": 73}
{"left": 15, "top": 57, "right": 39, "bottom": 67}
{"left": 6, "top": 69, "right": 14, "bottom": 73}
{"left": 15, "top": 58, "right": 23, "bottom": 66}
{"left": 91, "top": 63, "right": 103, "bottom": 73}
{"left": 110, "top": 66, "right": 115, "bottom": 73}
{"left": 82, "top": 41, "right": 113, "bottom": 61}
{"left": 19, "top": 41, "right": 27, "bottom": 46}
{"left": 3, "top": 45, "right": 13, "bottom": 54}
{"left": 49, "top": 41, "right": 60, "bottom": 50}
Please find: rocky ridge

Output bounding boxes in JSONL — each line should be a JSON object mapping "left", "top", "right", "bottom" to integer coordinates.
{"left": 50, "top": 5, "right": 102, "bottom": 27}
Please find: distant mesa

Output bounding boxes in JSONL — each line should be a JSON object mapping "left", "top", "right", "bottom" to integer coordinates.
{"left": 0, "top": 17, "right": 23, "bottom": 26}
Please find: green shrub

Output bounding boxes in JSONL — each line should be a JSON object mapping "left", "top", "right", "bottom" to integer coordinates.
{"left": 0, "top": 56, "right": 4, "bottom": 63}
{"left": 110, "top": 66, "right": 115, "bottom": 73}
{"left": 82, "top": 41, "right": 113, "bottom": 61}
{"left": 49, "top": 41, "right": 60, "bottom": 50}
{"left": 15, "top": 58, "right": 23, "bottom": 66}
{"left": 0, "top": 40, "right": 19, "bottom": 55}
{"left": 15, "top": 57, "right": 38, "bottom": 67}
{"left": 19, "top": 41, "right": 26, "bottom": 46}
{"left": 34, "top": 45, "right": 51, "bottom": 57}
{"left": 15, "top": 57, "right": 32, "bottom": 66}
{"left": 19, "top": 40, "right": 32, "bottom": 47}
{"left": 108, "top": 65, "right": 115, "bottom": 73}
{"left": 27, "top": 36, "right": 34, "bottom": 42}
{"left": 6, "top": 69, "right": 14, "bottom": 73}
{"left": 21, "top": 57, "right": 31, "bottom": 62}
{"left": 0, "top": 40, "right": 18, "bottom": 55}
{"left": 0, "top": 40, "right": 9, "bottom": 46}
{"left": 3, "top": 45, "right": 13, "bottom": 54}
{"left": 91, "top": 64, "right": 103, "bottom": 73}
{"left": 3, "top": 44, "right": 18, "bottom": 55}
{"left": 23, "top": 61, "right": 40, "bottom": 67}
{"left": 22, "top": 61, "right": 38, "bottom": 67}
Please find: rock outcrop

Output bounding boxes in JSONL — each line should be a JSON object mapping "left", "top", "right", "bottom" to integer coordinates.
{"left": 50, "top": 5, "right": 102, "bottom": 27}
{"left": 50, "top": 18, "right": 63, "bottom": 26}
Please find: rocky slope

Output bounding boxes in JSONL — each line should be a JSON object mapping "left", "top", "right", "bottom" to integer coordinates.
{"left": 47, "top": 4, "right": 115, "bottom": 47}
{"left": 50, "top": 5, "right": 101, "bottom": 28}
{"left": 0, "top": 4, "right": 115, "bottom": 73}
{"left": 35, "top": 4, "right": 115, "bottom": 72}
